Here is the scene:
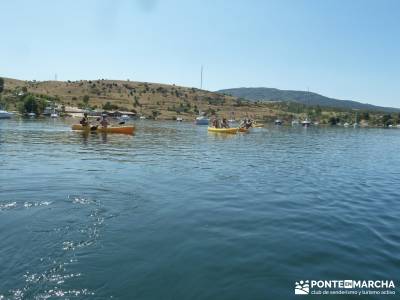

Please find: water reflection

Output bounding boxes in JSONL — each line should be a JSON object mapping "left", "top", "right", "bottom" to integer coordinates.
{"left": 101, "top": 132, "right": 108, "bottom": 144}
{"left": 207, "top": 131, "right": 238, "bottom": 140}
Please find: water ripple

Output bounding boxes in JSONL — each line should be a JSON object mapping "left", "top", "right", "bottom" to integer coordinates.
{"left": 1, "top": 119, "right": 400, "bottom": 299}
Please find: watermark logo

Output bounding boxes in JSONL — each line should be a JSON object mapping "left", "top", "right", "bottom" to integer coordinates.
{"left": 294, "top": 280, "right": 396, "bottom": 296}
{"left": 295, "top": 280, "right": 310, "bottom": 295}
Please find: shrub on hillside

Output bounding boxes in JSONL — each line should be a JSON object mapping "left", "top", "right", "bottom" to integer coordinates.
{"left": 102, "top": 101, "right": 119, "bottom": 110}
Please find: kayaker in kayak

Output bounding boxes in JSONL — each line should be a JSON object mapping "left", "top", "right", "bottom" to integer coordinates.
{"left": 240, "top": 118, "right": 252, "bottom": 129}
{"left": 80, "top": 113, "right": 89, "bottom": 127}
{"left": 211, "top": 118, "right": 219, "bottom": 128}
{"left": 221, "top": 118, "right": 229, "bottom": 128}
{"left": 245, "top": 119, "right": 253, "bottom": 129}
{"left": 99, "top": 115, "right": 110, "bottom": 128}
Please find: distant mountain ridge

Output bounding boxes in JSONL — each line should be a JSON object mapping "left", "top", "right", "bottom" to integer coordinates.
{"left": 217, "top": 87, "right": 400, "bottom": 112}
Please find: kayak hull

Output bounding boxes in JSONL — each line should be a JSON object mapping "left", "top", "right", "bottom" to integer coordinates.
{"left": 239, "top": 127, "right": 249, "bottom": 132}
{"left": 207, "top": 127, "right": 238, "bottom": 134}
{"left": 72, "top": 124, "right": 135, "bottom": 134}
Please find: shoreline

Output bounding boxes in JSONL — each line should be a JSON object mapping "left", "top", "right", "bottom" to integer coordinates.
{"left": 2, "top": 116, "right": 398, "bottom": 129}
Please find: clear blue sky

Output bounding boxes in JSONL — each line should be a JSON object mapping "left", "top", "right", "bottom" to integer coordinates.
{"left": 1, "top": 0, "right": 399, "bottom": 107}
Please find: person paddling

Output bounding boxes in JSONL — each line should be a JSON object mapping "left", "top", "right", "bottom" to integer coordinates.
{"left": 221, "top": 118, "right": 229, "bottom": 128}
{"left": 245, "top": 118, "right": 253, "bottom": 129}
{"left": 80, "top": 112, "right": 89, "bottom": 127}
{"left": 212, "top": 118, "right": 218, "bottom": 128}
{"left": 100, "top": 114, "right": 110, "bottom": 128}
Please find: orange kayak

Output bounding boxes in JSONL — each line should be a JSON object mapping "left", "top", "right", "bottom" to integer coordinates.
{"left": 71, "top": 124, "right": 135, "bottom": 134}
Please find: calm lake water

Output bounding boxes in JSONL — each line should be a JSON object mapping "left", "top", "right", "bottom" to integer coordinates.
{"left": 0, "top": 119, "right": 399, "bottom": 299}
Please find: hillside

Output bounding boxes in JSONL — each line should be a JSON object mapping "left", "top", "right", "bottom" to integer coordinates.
{"left": 218, "top": 87, "right": 400, "bottom": 112}
{"left": 0, "top": 78, "right": 276, "bottom": 120}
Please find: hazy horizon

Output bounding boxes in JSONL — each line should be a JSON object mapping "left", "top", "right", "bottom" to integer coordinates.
{"left": 1, "top": 0, "right": 399, "bottom": 107}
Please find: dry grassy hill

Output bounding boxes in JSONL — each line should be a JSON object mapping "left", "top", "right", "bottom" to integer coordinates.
{"left": 2, "top": 78, "right": 287, "bottom": 121}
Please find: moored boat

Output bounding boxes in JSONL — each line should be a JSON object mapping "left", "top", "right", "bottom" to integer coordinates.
{"left": 195, "top": 115, "right": 209, "bottom": 125}
{"left": 0, "top": 110, "right": 14, "bottom": 119}
{"left": 72, "top": 124, "right": 135, "bottom": 134}
{"left": 119, "top": 114, "right": 130, "bottom": 121}
{"left": 50, "top": 107, "right": 59, "bottom": 118}
{"left": 302, "top": 118, "right": 311, "bottom": 127}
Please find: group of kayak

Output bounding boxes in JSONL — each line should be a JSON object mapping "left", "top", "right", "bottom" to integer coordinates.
{"left": 71, "top": 114, "right": 263, "bottom": 135}
{"left": 71, "top": 113, "right": 135, "bottom": 134}
{"left": 207, "top": 118, "right": 262, "bottom": 134}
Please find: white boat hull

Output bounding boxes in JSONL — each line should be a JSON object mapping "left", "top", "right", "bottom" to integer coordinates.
{"left": 0, "top": 111, "right": 13, "bottom": 119}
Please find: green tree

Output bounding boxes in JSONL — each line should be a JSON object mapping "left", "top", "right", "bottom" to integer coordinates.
{"left": 20, "top": 95, "right": 45, "bottom": 114}
{"left": 315, "top": 105, "right": 322, "bottom": 116}
{"left": 360, "top": 112, "right": 370, "bottom": 120}
{"left": 235, "top": 98, "right": 243, "bottom": 106}
{"left": 133, "top": 96, "right": 140, "bottom": 107}
{"left": 83, "top": 95, "right": 90, "bottom": 107}
{"left": 328, "top": 116, "right": 340, "bottom": 125}
{"left": 102, "top": 101, "right": 119, "bottom": 110}
{"left": 382, "top": 114, "right": 392, "bottom": 127}
{"left": 0, "top": 77, "right": 4, "bottom": 94}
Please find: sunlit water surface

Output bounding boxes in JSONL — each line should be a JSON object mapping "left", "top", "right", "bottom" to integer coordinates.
{"left": 0, "top": 119, "right": 399, "bottom": 299}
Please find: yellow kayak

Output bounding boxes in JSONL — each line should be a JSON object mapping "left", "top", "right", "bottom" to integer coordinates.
{"left": 239, "top": 127, "right": 249, "bottom": 132}
{"left": 207, "top": 127, "right": 238, "bottom": 134}
{"left": 71, "top": 124, "right": 135, "bottom": 134}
